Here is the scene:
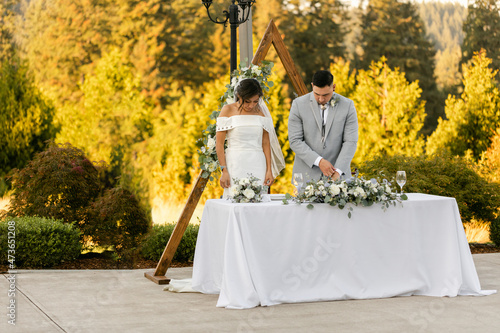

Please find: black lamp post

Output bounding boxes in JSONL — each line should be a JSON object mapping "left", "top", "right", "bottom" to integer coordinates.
{"left": 201, "top": 0, "right": 256, "bottom": 76}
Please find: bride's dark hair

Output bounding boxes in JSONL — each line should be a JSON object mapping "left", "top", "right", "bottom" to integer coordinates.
{"left": 235, "top": 78, "right": 263, "bottom": 112}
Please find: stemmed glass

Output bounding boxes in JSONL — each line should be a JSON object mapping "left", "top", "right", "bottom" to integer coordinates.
{"left": 292, "top": 173, "right": 304, "bottom": 195}
{"left": 396, "top": 171, "right": 406, "bottom": 196}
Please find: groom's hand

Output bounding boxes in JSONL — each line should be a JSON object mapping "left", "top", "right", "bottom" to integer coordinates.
{"left": 319, "top": 158, "right": 339, "bottom": 179}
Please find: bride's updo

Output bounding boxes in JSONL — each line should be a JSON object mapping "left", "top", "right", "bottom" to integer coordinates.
{"left": 235, "top": 78, "right": 263, "bottom": 112}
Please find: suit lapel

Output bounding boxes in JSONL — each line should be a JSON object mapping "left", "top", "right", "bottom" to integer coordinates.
{"left": 308, "top": 93, "right": 322, "bottom": 133}
{"left": 324, "top": 93, "right": 339, "bottom": 139}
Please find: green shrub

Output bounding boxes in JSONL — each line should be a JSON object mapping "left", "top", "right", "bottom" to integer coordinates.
{"left": 141, "top": 223, "right": 199, "bottom": 262}
{"left": 491, "top": 215, "right": 500, "bottom": 247}
{"left": 86, "top": 187, "right": 151, "bottom": 256}
{"left": 0, "top": 216, "right": 82, "bottom": 268}
{"left": 359, "top": 152, "right": 500, "bottom": 223}
{"left": 7, "top": 142, "right": 103, "bottom": 225}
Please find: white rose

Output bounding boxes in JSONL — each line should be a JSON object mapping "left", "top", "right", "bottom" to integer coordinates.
{"left": 385, "top": 185, "right": 391, "bottom": 193}
{"left": 318, "top": 185, "right": 325, "bottom": 191}
{"left": 252, "top": 181, "right": 260, "bottom": 187}
{"left": 243, "top": 188, "right": 255, "bottom": 199}
{"left": 226, "top": 97, "right": 234, "bottom": 104}
{"left": 208, "top": 162, "right": 217, "bottom": 172}
{"left": 322, "top": 190, "right": 327, "bottom": 196}
{"left": 305, "top": 185, "right": 314, "bottom": 196}
{"left": 239, "top": 178, "right": 250, "bottom": 185}
{"left": 207, "top": 137, "right": 216, "bottom": 150}
{"left": 329, "top": 185, "right": 340, "bottom": 196}
{"left": 230, "top": 186, "right": 240, "bottom": 197}
{"left": 231, "top": 77, "right": 238, "bottom": 86}
{"left": 252, "top": 67, "right": 262, "bottom": 75}
{"left": 317, "top": 180, "right": 324, "bottom": 185}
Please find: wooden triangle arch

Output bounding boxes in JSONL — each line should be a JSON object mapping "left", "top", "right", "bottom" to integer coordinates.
{"left": 145, "top": 19, "right": 308, "bottom": 284}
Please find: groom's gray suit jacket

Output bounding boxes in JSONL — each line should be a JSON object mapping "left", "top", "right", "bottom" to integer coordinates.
{"left": 288, "top": 92, "right": 358, "bottom": 182}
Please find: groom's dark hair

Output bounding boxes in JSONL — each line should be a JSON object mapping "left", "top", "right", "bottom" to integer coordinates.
{"left": 312, "top": 70, "right": 334, "bottom": 87}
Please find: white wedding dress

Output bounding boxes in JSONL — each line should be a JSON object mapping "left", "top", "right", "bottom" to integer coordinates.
{"left": 216, "top": 115, "right": 273, "bottom": 199}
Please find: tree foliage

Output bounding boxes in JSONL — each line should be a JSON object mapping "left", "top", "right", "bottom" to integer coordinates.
{"left": 359, "top": 0, "right": 443, "bottom": 135}
{"left": 280, "top": 0, "right": 348, "bottom": 82}
{"left": 351, "top": 58, "right": 426, "bottom": 165}
{"left": 461, "top": 0, "right": 500, "bottom": 82}
{"left": 0, "top": 59, "right": 55, "bottom": 180}
{"left": 427, "top": 51, "right": 500, "bottom": 160}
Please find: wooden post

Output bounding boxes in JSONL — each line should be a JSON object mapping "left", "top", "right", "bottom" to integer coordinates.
{"left": 252, "top": 19, "right": 308, "bottom": 97}
{"left": 144, "top": 171, "right": 209, "bottom": 284}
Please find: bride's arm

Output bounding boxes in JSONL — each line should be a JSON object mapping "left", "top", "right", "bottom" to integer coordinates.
{"left": 262, "top": 131, "right": 273, "bottom": 186}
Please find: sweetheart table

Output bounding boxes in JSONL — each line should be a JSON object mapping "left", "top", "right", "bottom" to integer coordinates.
{"left": 191, "top": 193, "right": 495, "bottom": 309}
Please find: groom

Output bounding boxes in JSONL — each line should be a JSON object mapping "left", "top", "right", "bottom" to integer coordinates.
{"left": 288, "top": 70, "right": 358, "bottom": 182}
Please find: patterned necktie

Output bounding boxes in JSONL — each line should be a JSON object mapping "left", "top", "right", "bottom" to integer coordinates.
{"left": 320, "top": 104, "right": 326, "bottom": 143}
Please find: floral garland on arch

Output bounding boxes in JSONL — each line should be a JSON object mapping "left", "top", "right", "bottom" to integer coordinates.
{"left": 283, "top": 176, "right": 408, "bottom": 218}
{"left": 198, "top": 61, "right": 275, "bottom": 179}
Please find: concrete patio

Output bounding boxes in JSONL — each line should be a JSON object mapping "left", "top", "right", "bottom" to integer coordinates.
{"left": 2, "top": 253, "right": 499, "bottom": 333}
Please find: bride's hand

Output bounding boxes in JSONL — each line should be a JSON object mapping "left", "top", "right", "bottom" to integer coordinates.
{"left": 220, "top": 170, "right": 231, "bottom": 188}
{"left": 264, "top": 170, "right": 274, "bottom": 186}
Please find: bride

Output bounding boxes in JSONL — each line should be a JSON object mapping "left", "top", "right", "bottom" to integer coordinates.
{"left": 216, "top": 78, "right": 285, "bottom": 198}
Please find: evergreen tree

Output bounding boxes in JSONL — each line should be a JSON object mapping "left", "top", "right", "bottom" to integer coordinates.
{"left": 55, "top": 49, "right": 153, "bottom": 196}
{"left": 280, "top": 0, "right": 348, "bottom": 83}
{"left": 351, "top": 57, "right": 426, "bottom": 165}
{"left": 0, "top": 58, "right": 55, "bottom": 184}
{"left": 461, "top": 0, "right": 500, "bottom": 82}
{"left": 0, "top": 0, "right": 17, "bottom": 61}
{"left": 359, "top": 0, "right": 443, "bottom": 136}
{"left": 427, "top": 50, "right": 500, "bottom": 160}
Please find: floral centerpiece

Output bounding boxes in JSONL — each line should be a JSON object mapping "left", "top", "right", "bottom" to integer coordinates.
{"left": 198, "top": 61, "right": 274, "bottom": 179}
{"left": 229, "top": 175, "right": 269, "bottom": 203}
{"left": 284, "top": 176, "right": 407, "bottom": 218}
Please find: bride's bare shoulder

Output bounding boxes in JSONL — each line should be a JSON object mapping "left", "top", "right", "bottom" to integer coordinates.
{"left": 220, "top": 103, "right": 238, "bottom": 117}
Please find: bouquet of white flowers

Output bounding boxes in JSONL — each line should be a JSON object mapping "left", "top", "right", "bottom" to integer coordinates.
{"left": 229, "top": 175, "right": 268, "bottom": 203}
{"left": 284, "top": 176, "right": 407, "bottom": 218}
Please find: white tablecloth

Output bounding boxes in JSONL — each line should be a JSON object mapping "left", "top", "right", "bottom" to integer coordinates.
{"left": 191, "top": 193, "right": 495, "bottom": 309}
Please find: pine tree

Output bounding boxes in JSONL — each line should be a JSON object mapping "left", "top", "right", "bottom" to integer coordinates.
{"left": 427, "top": 50, "right": 500, "bottom": 160}
{"left": 351, "top": 57, "right": 426, "bottom": 165}
{"left": 0, "top": 0, "right": 17, "bottom": 61}
{"left": 55, "top": 49, "right": 153, "bottom": 195}
{"left": 461, "top": 0, "right": 500, "bottom": 82}
{"left": 0, "top": 58, "right": 55, "bottom": 181}
{"left": 359, "top": 0, "right": 443, "bottom": 136}
{"left": 280, "top": 0, "right": 348, "bottom": 83}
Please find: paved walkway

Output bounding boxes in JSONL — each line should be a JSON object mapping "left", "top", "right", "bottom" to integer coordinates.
{"left": 2, "top": 253, "right": 499, "bottom": 333}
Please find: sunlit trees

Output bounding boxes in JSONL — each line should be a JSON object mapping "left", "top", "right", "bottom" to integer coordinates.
{"left": 461, "top": 0, "right": 500, "bottom": 82}
{"left": 56, "top": 49, "right": 153, "bottom": 196}
{"left": 0, "top": 59, "right": 55, "bottom": 189}
{"left": 359, "top": 0, "right": 442, "bottom": 135}
{"left": 427, "top": 51, "right": 500, "bottom": 160}
{"left": 351, "top": 58, "right": 426, "bottom": 165}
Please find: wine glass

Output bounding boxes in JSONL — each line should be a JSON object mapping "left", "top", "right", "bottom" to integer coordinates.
{"left": 396, "top": 171, "right": 406, "bottom": 195}
{"left": 292, "top": 173, "right": 304, "bottom": 195}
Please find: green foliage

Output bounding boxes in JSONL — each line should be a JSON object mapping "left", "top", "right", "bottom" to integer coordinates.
{"left": 0, "top": 216, "right": 82, "bottom": 268}
{"left": 0, "top": 58, "right": 55, "bottom": 182}
{"left": 491, "top": 215, "right": 500, "bottom": 246}
{"left": 0, "top": 0, "right": 17, "bottom": 60}
{"left": 461, "top": 0, "right": 500, "bottom": 82}
{"left": 419, "top": 1, "right": 467, "bottom": 92}
{"left": 140, "top": 223, "right": 199, "bottom": 262}
{"left": 280, "top": 0, "right": 348, "bottom": 82}
{"left": 352, "top": 58, "right": 426, "bottom": 164}
{"left": 359, "top": 0, "right": 443, "bottom": 135}
{"left": 359, "top": 153, "right": 500, "bottom": 224}
{"left": 86, "top": 187, "right": 151, "bottom": 256}
{"left": 427, "top": 50, "right": 500, "bottom": 160}
{"left": 56, "top": 49, "right": 153, "bottom": 201}
{"left": 7, "top": 142, "right": 102, "bottom": 225}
